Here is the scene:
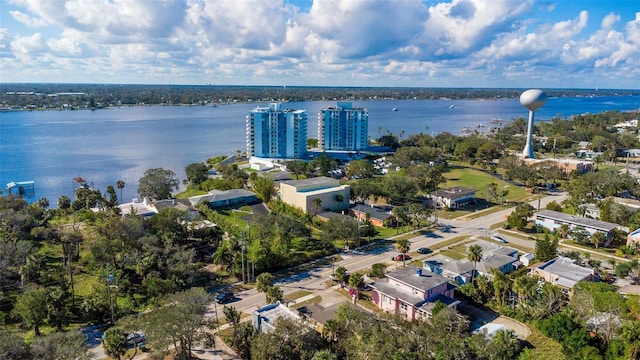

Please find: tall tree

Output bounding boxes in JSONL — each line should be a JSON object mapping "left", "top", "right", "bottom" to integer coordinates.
{"left": 535, "top": 233, "right": 558, "bottom": 262}
{"left": 396, "top": 239, "right": 410, "bottom": 267}
{"left": 255, "top": 273, "right": 275, "bottom": 294}
{"left": 467, "top": 244, "right": 483, "bottom": 284}
{"left": 251, "top": 176, "right": 276, "bottom": 203}
{"left": 102, "top": 327, "right": 128, "bottom": 360}
{"left": 29, "top": 330, "right": 92, "bottom": 360}
{"left": 265, "top": 285, "right": 284, "bottom": 304}
{"left": 137, "top": 167, "right": 179, "bottom": 200}
{"left": 12, "top": 286, "right": 48, "bottom": 336}
{"left": 223, "top": 306, "right": 241, "bottom": 348}
{"left": 590, "top": 231, "right": 606, "bottom": 250}
{"left": 185, "top": 162, "right": 208, "bottom": 186}
{"left": 116, "top": 180, "right": 125, "bottom": 203}
{"left": 487, "top": 329, "right": 522, "bottom": 360}
{"left": 311, "top": 198, "right": 322, "bottom": 214}
{"left": 139, "top": 288, "right": 213, "bottom": 360}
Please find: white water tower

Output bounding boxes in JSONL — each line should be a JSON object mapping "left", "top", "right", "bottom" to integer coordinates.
{"left": 520, "top": 89, "right": 547, "bottom": 159}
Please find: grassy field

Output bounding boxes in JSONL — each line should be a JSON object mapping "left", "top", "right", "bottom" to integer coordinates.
{"left": 443, "top": 165, "right": 528, "bottom": 203}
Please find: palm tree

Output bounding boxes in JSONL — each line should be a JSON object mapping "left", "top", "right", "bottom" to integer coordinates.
{"left": 591, "top": 232, "right": 606, "bottom": 250}
{"left": 490, "top": 329, "right": 522, "bottom": 360}
{"left": 396, "top": 239, "right": 410, "bottom": 267}
{"left": 348, "top": 272, "right": 365, "bottom": 298}
{"left": 334, "top": 266, "right": 349, "bottom": 288}
{"left": 557, "top": 224, "right": 569, "bottom": 241}
{"left": 311, "top": 198, "right": 322, "bottom": 215}
{"left": 392, "top": 206, "right": 408, "bottom": 234}
{"left": 116, "top": 180, "right": 125, "bottom": 204}
{"left": 467, "top": 244, "right": 483, "bottom": 284}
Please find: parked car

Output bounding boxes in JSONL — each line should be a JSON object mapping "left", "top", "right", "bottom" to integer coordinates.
{"left": 392, "top": 254, "right": 411, "bottom": 261}
{"left": 215, "top": 291, "right": 234, "bottom": 304}
{"left": 417, "top": 247, "right": 432, "bottom": 254}
{"left": 491, "top": 235, "right": 508, "bottom": 243}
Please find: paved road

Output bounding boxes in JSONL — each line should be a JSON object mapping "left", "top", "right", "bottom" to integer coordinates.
{"left": 207, "top": 192, "right": 571, "bottom": 320}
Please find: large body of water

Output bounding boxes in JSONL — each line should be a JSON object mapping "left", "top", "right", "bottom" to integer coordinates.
{"left": 1, "top": 96, "right": 638, "bottom": 204}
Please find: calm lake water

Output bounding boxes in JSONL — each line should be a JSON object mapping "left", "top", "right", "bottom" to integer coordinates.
{"left": 1, "top": 96, "right": 638, "bottom": 204}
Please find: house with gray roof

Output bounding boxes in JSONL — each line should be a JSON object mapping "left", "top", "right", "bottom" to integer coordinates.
{"left": 530, "top": 256, "right": 594, "bottom": 290}
{"left": 350, "top": 204, "right": 395, "bottom": 227}
{"left": 423, "top": 240, "right": 519, "bottom": 284}
{"left": 188, "top": 189, "right": 258, "bottom": 209}
{"left": 427, "top": 186, "right": 477, "bottom": 209}
{"left": 370, "top": 266, "right": 458, "bottom": 321}
{"left": 535, "top": 209, "right": 623, "bottom": 243}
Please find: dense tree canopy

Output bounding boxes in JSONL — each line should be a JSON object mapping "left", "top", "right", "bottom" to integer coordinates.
{"left": 137, "top": 167, "right": 180, "bottom": 200}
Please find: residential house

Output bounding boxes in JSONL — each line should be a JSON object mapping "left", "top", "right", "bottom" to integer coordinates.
{"left": 370, "top": 266, "right": 459, "bottom": 321}
{"left": 423, "top": 254, "right": 474, "bottom": 285}
{"left": 188, "top": 189, "right": 258, "bottom": 209}
{"left": 350, "top": 204, "right": 395, "bottom": 227}
{"left": 423, "top": 240, "right": 519, "bottom": 284}
{"left": 530, "top": 256, "right": 595, "bottom": 290}
{"left": 627, "top": 228, "right": 640, "bottom": 247}
{"left": 535, "top": 209, "right": 622, "bottom": 243}
{"left": 252, "top": 302, "right": 302, "bottom": 333}
{"left": 153, "top": 198, "right": 200, "bottom": 218}
{"left": 613, "top": 119, "right": 638, "bottom": 133}
{"left": 581, "top": 197, "right": 640, "bottom": 220}
{"left": 117, "top": 197, "right": 200, "bottom": 218}
{"left": 298, "top": 301, "right": 358, "bottom": 334}
{"left": 278, "top": 176, "right": 350, "bottom": 214}
{"left": 427, "top": 186, "right": 477, "bottom": 210}
{"left": 117, "top": 197, "right": 159, "bottom": 217}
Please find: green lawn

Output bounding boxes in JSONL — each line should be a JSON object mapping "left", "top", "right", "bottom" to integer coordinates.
{"left": 430, "top": 236, "right": 470, "bottom": 250}
{"left": 439, "top": 249, "right": 466, "bottom": 260}
{"left": 443, "top": 166, "right": 528, "bottom": 203}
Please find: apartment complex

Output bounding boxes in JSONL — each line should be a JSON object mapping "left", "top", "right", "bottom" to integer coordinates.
{"left": 318, "top": 102, "right": 368, "bottom": 151}
{"left": 246, "top": 102, "right": 308, "bottom": 159}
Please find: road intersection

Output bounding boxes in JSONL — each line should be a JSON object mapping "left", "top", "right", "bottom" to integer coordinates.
{"left": 207, "top": 191, "right": 572, "bottom": 320}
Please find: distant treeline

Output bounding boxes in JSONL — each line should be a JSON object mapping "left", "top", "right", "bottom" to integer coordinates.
{"left": 1, "top": 83, "right": 638, "bottom": 109}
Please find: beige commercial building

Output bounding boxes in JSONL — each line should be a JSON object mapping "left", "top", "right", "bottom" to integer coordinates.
{"left": 278, "top": 176, "right": 350, "bottom": 214}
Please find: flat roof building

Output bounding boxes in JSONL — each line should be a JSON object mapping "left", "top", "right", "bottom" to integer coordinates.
{"left": 318, "top": 102, "right": 368, "bottom": 151}
{"left": 535, "top": 209, "right": 622, "bottom": 239}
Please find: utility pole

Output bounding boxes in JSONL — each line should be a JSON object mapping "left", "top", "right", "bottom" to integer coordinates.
{"left": 501, "top": 176, "right": 505, "bottom": 206}
{"left": 240, "top": 235, "right": 246, "bottom": 284}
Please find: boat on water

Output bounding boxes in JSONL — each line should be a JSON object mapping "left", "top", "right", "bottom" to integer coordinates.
{"left": 392, "top": 107, "right": 398, "bottom": 111}
{"left": 449, "top": 105, "right": 455, "bottom": 109}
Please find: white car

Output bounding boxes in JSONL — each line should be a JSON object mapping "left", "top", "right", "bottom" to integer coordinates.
{"left": 491, "top": 235, "right": 508, "bottom": 243}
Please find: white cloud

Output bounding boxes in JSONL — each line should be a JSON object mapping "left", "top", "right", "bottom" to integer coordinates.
{"left": 11, "top": 32, "right": 45, "bottom": 54}
{"left": 9, "top": 10, "right": 47, "bottom": 26}
{"left": 1, "top": 0, "right": 638, "bottom": 87}
{"left": 602, "top": 12, "right": 620, "bottom": 29}
{"left": 47, "top": 36, "right": 80, "bottom": 55}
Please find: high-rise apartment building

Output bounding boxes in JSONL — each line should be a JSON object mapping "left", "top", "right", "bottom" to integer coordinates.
{"left": 318, "top": 102, "right": 368, "bottom": 151}
{"left": 246, "top": 102, "right": 308, "bottom": 159}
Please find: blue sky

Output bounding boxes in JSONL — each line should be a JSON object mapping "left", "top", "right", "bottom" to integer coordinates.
{"left": 1, "top": 0, "right": 638, "bottom": 88}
